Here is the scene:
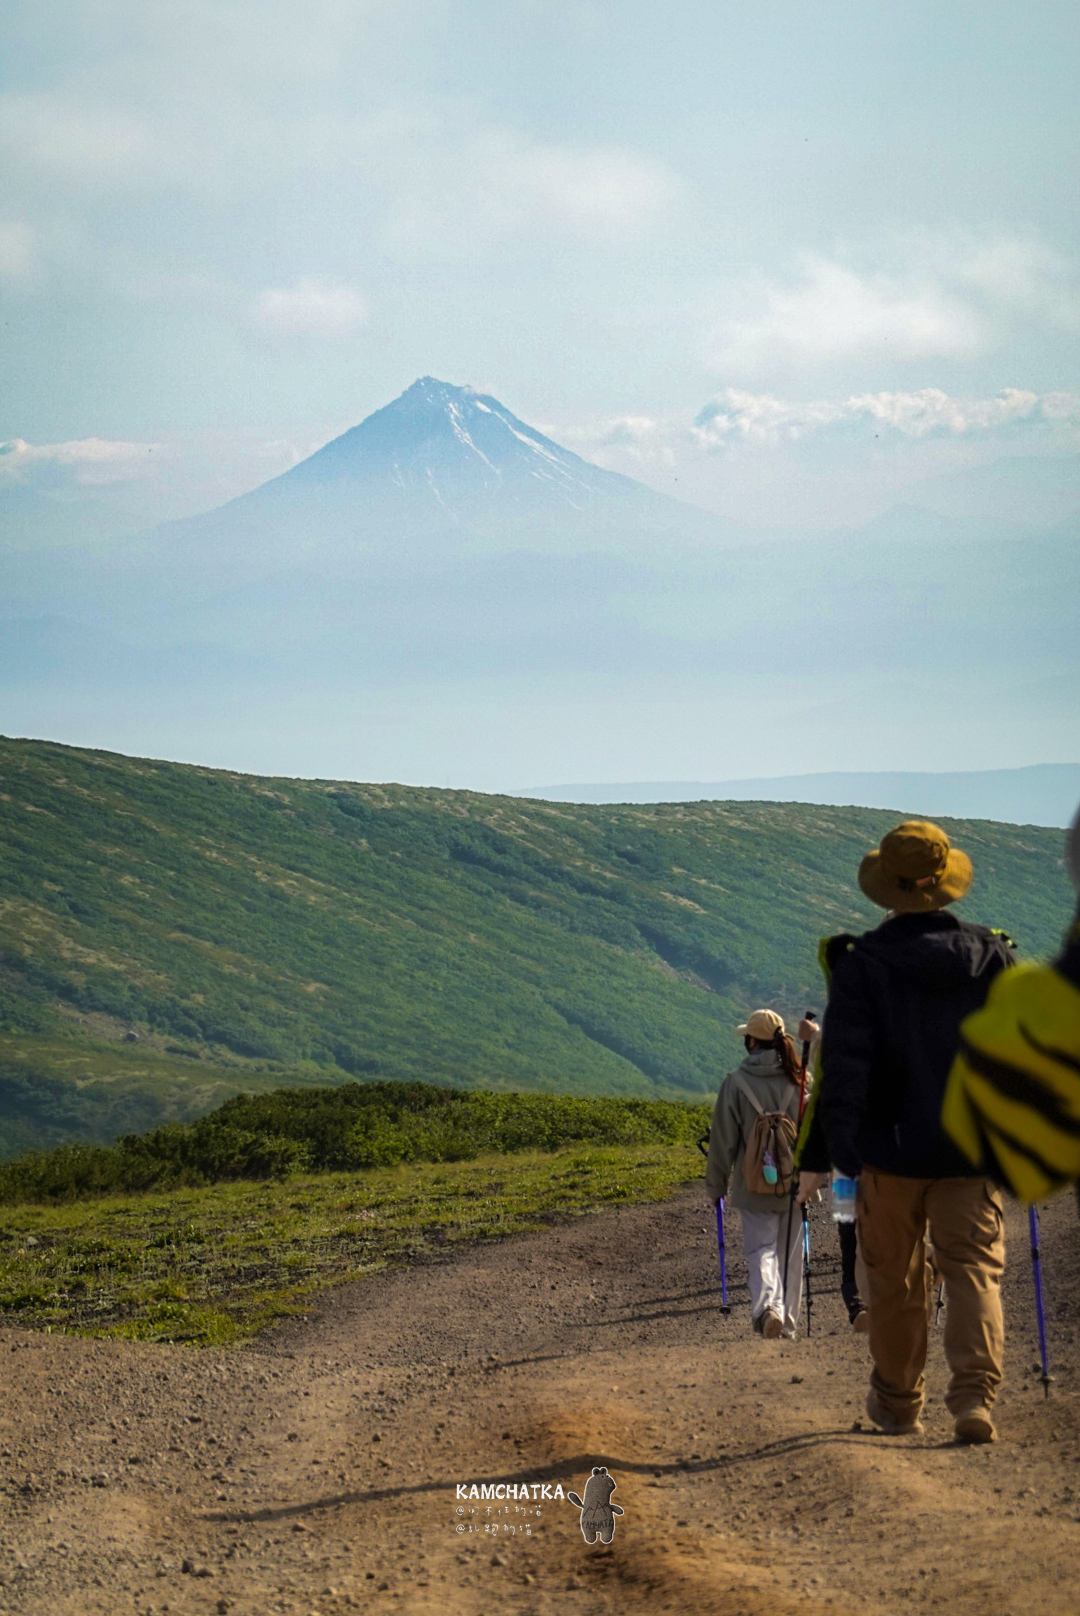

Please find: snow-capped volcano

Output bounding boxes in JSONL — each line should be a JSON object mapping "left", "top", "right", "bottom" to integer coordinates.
{"left": 279, "top": 377, "right": 631, "bottom": 514}
{"left": 172, "top": 377, "right": 701, "bottom": 561}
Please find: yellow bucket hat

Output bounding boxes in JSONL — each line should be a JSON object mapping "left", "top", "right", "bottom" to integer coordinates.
{"left": 858, "top": 819, "right": 972, "bottom": 912}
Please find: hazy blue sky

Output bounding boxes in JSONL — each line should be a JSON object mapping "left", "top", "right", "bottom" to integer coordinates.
{"left": 2, "top": 1, "right": 1079, "bottom": 529}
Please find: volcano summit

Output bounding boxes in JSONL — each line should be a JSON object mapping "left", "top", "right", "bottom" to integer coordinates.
{"left": 162, "top": 377, "right": 702, "bottom": 564}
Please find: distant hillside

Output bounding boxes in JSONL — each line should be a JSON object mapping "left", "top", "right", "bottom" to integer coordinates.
{"left": 525, "top": 764, "right": 1080, "bottom": 829}
{"left": 0, "top": 738, "right": 1073, "bottom": 1158}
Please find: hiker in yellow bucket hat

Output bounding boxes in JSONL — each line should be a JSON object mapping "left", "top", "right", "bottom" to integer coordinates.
{"left": 856, "top": 819, "right": 973, "bottom": 912}
{"left": 795, "top": 818, "right": 1016, "bottom": 1444}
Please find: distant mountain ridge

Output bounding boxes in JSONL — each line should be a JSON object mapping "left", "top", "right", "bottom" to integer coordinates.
{"left": 523, "top": 764, "right": 1080, "bottom": 829}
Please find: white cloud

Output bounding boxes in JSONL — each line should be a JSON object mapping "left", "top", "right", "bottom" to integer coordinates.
{"left": 0, "top": 437, "right": 159, "bottom": 485}
{"left": 0, "top": 92, "right": 155, "bottom": 182}
{"left": 707, "top": 236, "right": 1080, "bottom": 375}
{"left": 1040, "top": 391, "right": 1080, "bottom": 424}
{"left": 383, "top": 131, "right": 684, "bottom": 254}
{"left": 545, "top": 413, "right": 680, "bottom": 470}
{"left": 692, "top": 386, "right": 1080, "bottom": 448}
{"left": 851, "top": 387, "right": 1043, "bottom": 436}
{"left": 951, "top": 238, "right": 1080, "bottom": 334}
{"left": 0, "top": 219, "right": 33, "bottom": 277}
{"left": 0, "top": 72, "right": 682, "bottom": 250}
{"left": 692, "top": 391, "right": 845, "bottom": 446}
{"left": 252, "top": 278, "right": 367, "bottom": 336}
{"left": 710, "top": 254, "right": 982, "bottom": 371}
{"left": 548, "top": 385, "right": 1080, "bottom": 497}
{"left": 597, "top": 418, "right": 677, "bottom": 469}
{"left": 500, "top": 139, "right": 680, "bottom": 233}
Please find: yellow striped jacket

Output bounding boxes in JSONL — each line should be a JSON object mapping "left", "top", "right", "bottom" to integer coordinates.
{"left": 942, "top": 907, "right": 1080, "bottom": 1202}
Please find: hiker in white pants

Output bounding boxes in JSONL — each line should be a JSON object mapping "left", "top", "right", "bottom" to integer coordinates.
{"left": 705, "top": 1009, "right": 808, "bottom": 1339}
{"left": 741, "top": 1206, "right": 805, "bottom": 1337}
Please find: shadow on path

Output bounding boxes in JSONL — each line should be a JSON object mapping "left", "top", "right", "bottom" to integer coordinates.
{"left": 202, "top": 1426, "right": 897, "bottom": 1525}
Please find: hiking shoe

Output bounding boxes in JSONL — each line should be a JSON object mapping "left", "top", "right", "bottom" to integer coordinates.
{"left": 762, "top": 1311, "right": 784, "bottom": 1339}
{"left": 851, "top": 1307, "right": 870, "bottom": 1334}
{"left": 841, "top": 1278, "right": 862, "bottom": 1315}
{"left": 954, "top": 1408, "right": 996, "bottom": 1445}
{"left": 865, "top": 1391, "right": 923, "bottom": 1435}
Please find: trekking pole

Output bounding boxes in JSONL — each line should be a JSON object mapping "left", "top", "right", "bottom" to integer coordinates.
{"left": 1028, "top": 1204, "right": 1053, "bottom": 1399}
{"left": 697, "top": 1132, "right": 730, "bottom": 1315}
{"left": 783, "top": 1012, "right": 817, "bottom": 1333}
{"left": 782, "top": 1186, "right": 797, "bottom": 1316}
{"left": 716, "top": 1198, "right": 730, "bottom": 1313}
{"left": 798, "top": 1014, "right": 815, "bottom": 1336}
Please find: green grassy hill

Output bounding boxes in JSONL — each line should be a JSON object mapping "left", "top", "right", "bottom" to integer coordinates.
{"left": 0, "top": 737, "right": 1073, "bottom": 1158}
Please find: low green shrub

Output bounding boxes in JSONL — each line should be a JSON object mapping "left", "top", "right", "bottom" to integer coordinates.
{"left": 0, "top": 1080, "right": 710, "bottom": 1204}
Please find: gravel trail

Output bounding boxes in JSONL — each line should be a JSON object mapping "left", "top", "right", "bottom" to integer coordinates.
{"left": 2, "top": 1187, "right": 1079, "bottom": 1615}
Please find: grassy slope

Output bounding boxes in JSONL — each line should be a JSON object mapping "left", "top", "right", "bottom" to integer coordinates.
{"left": 0, "top": 1144, "right": 704, "bottom": 1344}
{"left": 0, "top": 737, "right": 1073, "bottom": 1155}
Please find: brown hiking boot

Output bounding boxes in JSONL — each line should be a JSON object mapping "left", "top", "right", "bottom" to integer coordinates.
{"left": 866, "top": 1390, "right": 923, "bottom": 1435}
{"left": 851, "top": 1307, "right": 870, "bottom": 1334}
{"left": 954, "top": 1408, "right": 996, "bottom": 1445}
{"left": 761, "top": 1311, "right": 784, "bottom": 1339}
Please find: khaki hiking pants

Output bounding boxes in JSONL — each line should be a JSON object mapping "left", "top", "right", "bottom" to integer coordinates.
{"left": 857, "top": 1170, "right": 1006, "bottom": 1423}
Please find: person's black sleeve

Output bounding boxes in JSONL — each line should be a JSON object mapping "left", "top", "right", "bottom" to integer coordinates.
{"left": 795, "top": 1078, "right": 831, "bottom": 1173}
{"left": 818, "top": 949, "right": 875, "bottom": 1178}
{"left": 1055, "top": 904, "right": 1080, "bottom": 990}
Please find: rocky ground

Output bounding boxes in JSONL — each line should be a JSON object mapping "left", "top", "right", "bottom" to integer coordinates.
{"left": 2, "top": 1186, "right": 1078, "bottom": 1616}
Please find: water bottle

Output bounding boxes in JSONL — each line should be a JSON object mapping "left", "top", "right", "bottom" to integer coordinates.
{"left": 831, "top": 1173, "right": 857, "bottom": 1222}
{"left": 763, "top": 1147, "right": 778, "bottom": 1187}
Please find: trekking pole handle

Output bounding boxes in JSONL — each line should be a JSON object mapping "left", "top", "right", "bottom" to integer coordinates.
{"left": 798, "top": 1010, "right": 817, "bottom": 1122}
{"left": 799, "top": 1009, "right": 817, "bottom": 1066}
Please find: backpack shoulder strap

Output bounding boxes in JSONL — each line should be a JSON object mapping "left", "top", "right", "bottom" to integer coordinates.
{"left": 819, "top": 931, "right": 859, "bottom": 987}
{"left": 732, "top": 1073, "right": 764, "bottom": 1115}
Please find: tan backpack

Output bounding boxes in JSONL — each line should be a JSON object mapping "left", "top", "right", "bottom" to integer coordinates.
{"left": 733, "top": 1075, "right": 797, "bottom": 1197}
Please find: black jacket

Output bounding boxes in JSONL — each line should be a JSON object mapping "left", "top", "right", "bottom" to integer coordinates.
{"left": 813, "top": 911, "right": 1015, "bottom": 1179}
{"left": 1057, "top": 904, "right": 1080, "bottom": 990}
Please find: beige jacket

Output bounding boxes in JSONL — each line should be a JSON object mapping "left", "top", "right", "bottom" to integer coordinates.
{"left": 705, "top": 1049, "right": 806, "bottom": 1213}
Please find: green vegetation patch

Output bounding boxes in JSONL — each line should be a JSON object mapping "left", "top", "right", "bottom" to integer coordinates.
{"left": 0, "top": 1144, "right": 703, "bottom": 1346}
{"left": 0, "top": 1030, "right": 306, "bottom": 1161}
{"left": 0, "top": 1081, "right": 710, "bottom": 1204}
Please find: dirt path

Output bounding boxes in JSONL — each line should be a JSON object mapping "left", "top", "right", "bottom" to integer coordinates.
{"left": 2, "top": 1187, "right": 1079, "bottom": 1615}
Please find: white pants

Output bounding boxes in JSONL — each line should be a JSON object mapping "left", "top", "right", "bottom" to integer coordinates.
{"left": 741, "top": 1205, "right": 805, "bottom": 1338}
